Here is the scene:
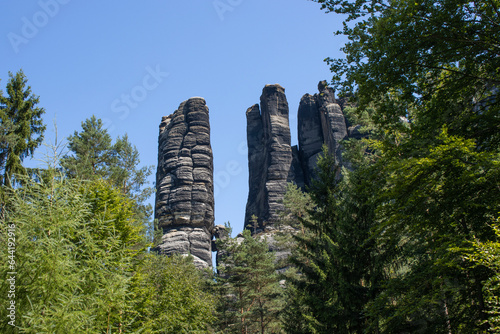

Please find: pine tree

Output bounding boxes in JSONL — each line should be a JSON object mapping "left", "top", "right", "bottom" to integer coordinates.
{"left": 0, "top": 70, "right": 46, "bottom": 186}
{"left": 61, "top": 116, "right": 154, "bottom": 226}
{"left": 60, "top": 115, "right": 113, "bottom": 180}
{"left": 286, "top": 146, "right": 382, "bottom": 333}
{"left": 216, "top": 229, "right": 283, "bottom": 333}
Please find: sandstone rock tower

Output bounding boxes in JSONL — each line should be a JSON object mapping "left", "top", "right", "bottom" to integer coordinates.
{"left": 155, "top": 97, "right": 214, "bottom": 268}
{"left": 297, "top": 80, "right": 348, "bottom": 186}
{"left": 244, "top": 81, "right": 351, "bottom": 231}
{"left": 244, "top": 84, "right": 293, "bottom": 232}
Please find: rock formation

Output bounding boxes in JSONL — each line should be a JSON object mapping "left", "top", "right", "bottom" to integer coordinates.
{"left": 154, "top": 82, "right": 359, "bottom": 265}
{"left": 244, "top": 81, "right": 352, "bottom": 231}
{"left": 297, "top": 80, "right": 348, "bottom": 185}
{"left": 155, "top": 97, "right": 214, "bottom": 268}
{"left": 244, "top": 84, "right": 293, "bottom": 232}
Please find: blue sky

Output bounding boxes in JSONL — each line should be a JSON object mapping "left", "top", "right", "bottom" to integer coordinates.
{"left": 1, "top": 0, "right": 346, "bottom": 235}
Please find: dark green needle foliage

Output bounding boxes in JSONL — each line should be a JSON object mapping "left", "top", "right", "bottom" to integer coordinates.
{"left": 61, "top": 115, "right": 114, "bottom": 180}
{"left": 284, "top": 146, "right": 382, "bottom": 334}
{"left": 0, "top": 70, "right": 46, "bottom": 186}
{"left": 215, "top": 228, "right": 283, "bottom": 333}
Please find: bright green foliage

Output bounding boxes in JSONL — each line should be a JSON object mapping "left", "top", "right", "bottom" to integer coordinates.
{"left": 61, "top": 116, "right": 154, "bottom": 230}
{"left": 130, "top": 254, "right": 215, "bottom": 334}
{"left": 79, "top": 178, "right": 148, "bottom": 256}
{"left": 215, "top": 229, "right": 283, "bottom": 333}
{"left": 0, "top": 173, "right": 134, "bottom": 333}
{"left": 0, "top": 70, "right": 46, "bottom": 186}
{"left": 280, "top": 182, "right": 313, "bottom": 229}
{"left": 465, "top": 217, "right": 500, "bottom": 333}
{"left": 0, "top": 171, "right": 214, "bottom": 333}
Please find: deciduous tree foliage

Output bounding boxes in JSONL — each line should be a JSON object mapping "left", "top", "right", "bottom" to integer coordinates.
{"left": 465, "top": 217, "right": 500, "bottom": 332}
{"left": 310, "top": 0, "right": 500, "bottom": 331}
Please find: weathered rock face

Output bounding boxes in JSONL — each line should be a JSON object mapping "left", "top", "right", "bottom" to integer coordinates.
{"left": 155, "top": 97, "right": 214, "bottom": 268}
{"left": 298, "top": 80, "right": 348, "bottom": 184}
{"left": 244, "top": 84, "right": 293, "bottom": 231}
{"left": 245, "top": 81, "right": 351, "bottom": 231}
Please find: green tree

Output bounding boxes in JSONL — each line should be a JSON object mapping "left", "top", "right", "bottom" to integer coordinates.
{"left": 60, "top": 115, "right": 114, "bottom": 180}
{"left": 465, "top": 217, "right": 500, "bottom": 333}
{"left": 316, "top": 0, "right": 499, "bottom": 145}
{"left": 313, "top": 0, "right": 500, "bottom": 331}
{"left": 284, "top": 146, "right": 382, "bottom": 333}
{"left": 61, "top": 116, "right": 154, "bottom": 228}
{"left": 0, "top": 70, "right": 46, "bottom": 186}
{"left": 368, "top": 129, "right": 499, "bottom": 333}
{"left": 280, "top": 182, "right": 313, "bottom": 231}
{"left": 130, "top": 253, "right": 215, "bottom": 333}
{"left": 111, "top": 133, "right": 154, "bottom": 201}
{"left": 0, "top": 173, "right": 135, "bottom": 333}
{"left": 110, "top": 134, "right": 155, "bottom": 226}
{"left": 79, "top": 177, "right": 148, "bottom": 258}
{"left": 216, "top": 228, "right": 283, "bottom": 333}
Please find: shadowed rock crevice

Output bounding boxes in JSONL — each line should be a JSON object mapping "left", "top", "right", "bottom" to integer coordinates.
{"left": 155, "top": 97, "right": 214, "bottom": 268}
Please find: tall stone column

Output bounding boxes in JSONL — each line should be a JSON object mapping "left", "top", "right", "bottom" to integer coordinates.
{"left": 155, "top": 97, "right": 214, "bottom": 268}
{"left": 244, "top": 84, "right": 293, "bottom": 231}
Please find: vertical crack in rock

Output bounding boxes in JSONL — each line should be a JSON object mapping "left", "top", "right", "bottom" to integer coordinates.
{"left": 155, "top": 97, "right": 214, "bottom": 268}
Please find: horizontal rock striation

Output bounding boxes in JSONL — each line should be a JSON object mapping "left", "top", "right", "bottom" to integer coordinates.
{"left": 155, "top": 97, "right": 214, "bottom": 268}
